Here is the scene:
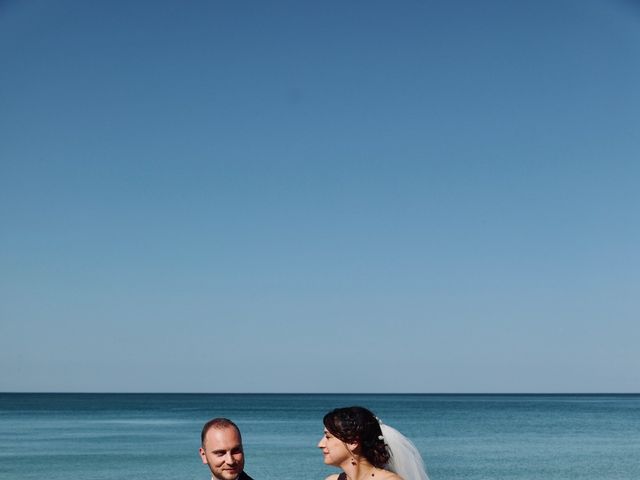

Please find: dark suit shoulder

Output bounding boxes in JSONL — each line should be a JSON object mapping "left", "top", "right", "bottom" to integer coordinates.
{"left": 239, "top": 471, "right": 255, "bottom": 480}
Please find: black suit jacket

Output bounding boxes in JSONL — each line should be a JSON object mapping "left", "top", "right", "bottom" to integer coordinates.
{"left": 239, "top": 472, "right": 254, "bottom": 480}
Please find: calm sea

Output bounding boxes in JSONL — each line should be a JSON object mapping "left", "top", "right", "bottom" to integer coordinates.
{"left": 0, "top": 394, "right": 638, "bottom": 480}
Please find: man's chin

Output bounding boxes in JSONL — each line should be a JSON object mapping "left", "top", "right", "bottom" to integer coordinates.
{"left": 217, "top": 470, "right": 241, "bottom": 480}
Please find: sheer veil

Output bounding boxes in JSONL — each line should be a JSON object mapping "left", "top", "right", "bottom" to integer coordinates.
{"left": 380, "top": 423, "right": 429, "bottom": 480}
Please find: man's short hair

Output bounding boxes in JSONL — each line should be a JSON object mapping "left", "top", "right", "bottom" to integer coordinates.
{"left": 201, "top": 417, "right": 241, "bottom": 446}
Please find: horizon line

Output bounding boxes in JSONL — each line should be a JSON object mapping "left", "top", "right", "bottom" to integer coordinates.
{"left": 1, "top": 391, "right": 639, "bottom": 395}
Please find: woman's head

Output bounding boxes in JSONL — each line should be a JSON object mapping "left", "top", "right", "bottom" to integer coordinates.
{"left": 322, "top": 406, "right": 390, "bottom": 468}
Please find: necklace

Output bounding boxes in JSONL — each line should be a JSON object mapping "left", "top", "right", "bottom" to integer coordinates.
{"left": 351, "top": 466, "right": 376, "bottom": 480}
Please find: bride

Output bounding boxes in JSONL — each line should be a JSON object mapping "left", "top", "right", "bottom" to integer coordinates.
{"left": 318, "top": 406, "right": 429, "bottom": 480}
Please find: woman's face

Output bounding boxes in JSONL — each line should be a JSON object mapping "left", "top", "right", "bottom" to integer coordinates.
{"left": 318, "top": 428, "right": 352, "bottom": 467}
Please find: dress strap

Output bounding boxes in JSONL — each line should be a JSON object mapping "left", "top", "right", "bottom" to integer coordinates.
{"left": 338, "top": 473, "right": 347, "bottom": 480}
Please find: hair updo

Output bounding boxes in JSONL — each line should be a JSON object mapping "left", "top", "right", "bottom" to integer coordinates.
{"left": 323, "top": 406, "right": 390, "bottom": 468}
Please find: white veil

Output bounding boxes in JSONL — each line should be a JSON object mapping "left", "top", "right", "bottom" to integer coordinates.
{"left": 380, "top": 423, "right": 429, "bottom": 480}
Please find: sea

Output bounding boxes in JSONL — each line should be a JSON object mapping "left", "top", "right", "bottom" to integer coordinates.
{"left": 0, "top": 394, "right": 638, "bottom": 480}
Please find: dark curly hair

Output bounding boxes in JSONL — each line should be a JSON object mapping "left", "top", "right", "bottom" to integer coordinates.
{"left": 323, "top": 406, "right": 390, "bottom": 468}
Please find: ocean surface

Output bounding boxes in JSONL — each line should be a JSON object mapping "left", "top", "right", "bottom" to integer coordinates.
{"left": 0, "top": 394, "right": 638, "bottom": 480}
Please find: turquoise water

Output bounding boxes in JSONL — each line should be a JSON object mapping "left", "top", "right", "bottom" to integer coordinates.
{"left": 0, "top": 394, "right": 638, "bottom": 480}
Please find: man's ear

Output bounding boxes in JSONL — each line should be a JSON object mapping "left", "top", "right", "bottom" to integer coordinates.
{"left": 199, "top": 447, "right": 208, "bottom": 464}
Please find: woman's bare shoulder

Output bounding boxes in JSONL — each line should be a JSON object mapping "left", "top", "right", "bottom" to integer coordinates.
{"left": 375, "top": 470, "right": 403, "bottom": 480}
{"left": 324, "top": 474, "right": 341, "bottom": 480}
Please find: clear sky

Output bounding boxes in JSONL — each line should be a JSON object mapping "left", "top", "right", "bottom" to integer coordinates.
{"left": 1, "top": 0, "right": 638, "bottom": 393}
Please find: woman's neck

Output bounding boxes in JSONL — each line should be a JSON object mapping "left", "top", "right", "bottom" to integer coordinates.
{"left": 343, "top": 461, "right": 377, "bottom": 480}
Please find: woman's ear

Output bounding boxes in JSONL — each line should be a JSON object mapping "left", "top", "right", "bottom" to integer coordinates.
{"left": 347, "top": 441, "right": 360, "bottom": 454}
{"left": 345, "top": 441, "right": 359, "bottom": 465}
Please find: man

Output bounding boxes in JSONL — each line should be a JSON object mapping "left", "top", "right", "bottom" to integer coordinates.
{"left": 199, "top": 418, "right": 254, "bottom": 480}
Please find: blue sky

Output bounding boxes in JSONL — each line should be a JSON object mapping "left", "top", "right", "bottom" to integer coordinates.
{"left": 1, "top": 0, "right": 639, "bottom": 393}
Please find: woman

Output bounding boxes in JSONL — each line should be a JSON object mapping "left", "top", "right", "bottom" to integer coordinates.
{"left": 318, "top": 406, "right": 429, "bottom": 480}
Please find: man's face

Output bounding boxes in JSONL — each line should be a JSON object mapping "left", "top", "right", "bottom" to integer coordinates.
{"left": 199, "top": 426, "right": 245, "bottom": 480}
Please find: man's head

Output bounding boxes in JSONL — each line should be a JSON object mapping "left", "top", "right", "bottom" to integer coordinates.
{"left": 199, "top": 418, "right": 245, "bottom": 480}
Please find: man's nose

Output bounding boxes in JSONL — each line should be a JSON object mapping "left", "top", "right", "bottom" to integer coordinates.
{"left": 224, "top": 452, "right": 236, "bottom": 464}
